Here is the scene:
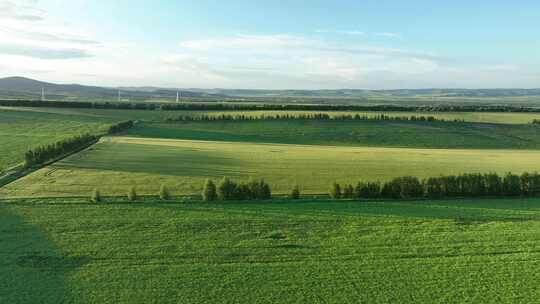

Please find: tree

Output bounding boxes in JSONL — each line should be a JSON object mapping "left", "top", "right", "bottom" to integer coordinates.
{"left": 218, "top": 177, "right": 236, "bottom": 200}
{"left": 159, "top": 184, "right": 170, "bottom": 200}
{"left": 330, "top": 182, "right": 342, "bottom": 199}
{"left": 381, "top": 179, "right": 401, "bottom": 199}
{"left": 290, "top": 185, "right": 300, "bottom": 200}
{"left": 127, "top": 186, "right": 137, "bottom": 201}
{"left": 398, "top": 176, "right": 423, "bottom": 198}
{"left": 202, "top": 179, "right": 217, "bottom": 202}
{"left": 503, "top": 173, "right": 521, "bottom": 196}
{"left": 91, "top": 188, "right": 101, "bottom": 203}
{"left": 484, "top": 173, "right": 503, "bottom": 196}
{"left": 424, "top": 177, "right": 443, "bottom": 198}
{"left": 260, "top": 180, "right": 272, "bottom": 200}
{"left": 343, "top": 184, "right": 354, "bottom": 199}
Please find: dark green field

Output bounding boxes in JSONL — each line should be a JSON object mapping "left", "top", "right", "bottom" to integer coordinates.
{"left": 3, "top": 198, "right": 540, "bottom": 303}
{"left": 0, "top": 108, "right": 114, "bottom": 171}
{"left": 129, "top": 120, "right": 540, "bottom": 149}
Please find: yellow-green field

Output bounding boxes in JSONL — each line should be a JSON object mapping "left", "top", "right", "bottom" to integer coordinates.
{"left": 3, "top": 136, "right": 540, "bottom": 198}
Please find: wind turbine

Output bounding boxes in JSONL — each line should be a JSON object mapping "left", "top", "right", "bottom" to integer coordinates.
{"left": 41, "top": 87, "right": 45, "bottom": 101}
{"left": 176, "top": 90, "right": 180, "bottom": 103}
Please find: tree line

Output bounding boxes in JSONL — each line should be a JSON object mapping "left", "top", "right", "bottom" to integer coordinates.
{"left": 24, "top": 133, "right": 98, "bottom": 167}
{"left": 91, "top": 172, "right": 540, "bottom": 203}
{"left": 330, "top": 172, "right": 540, "bottom": 200}
{"left": 167, "top": 113, "right": 464, "bottom": 123}
{"left": 24, "top": 120, "right": 134, "bottom": 167}
{"left": 108, "top": 120, "right": 134, "bottom": 134}
{"left": 3, "top": 99, "right": 540, "bottom": 113}
{"left": 203, "top": 178, "right": 271, "bottom": 201}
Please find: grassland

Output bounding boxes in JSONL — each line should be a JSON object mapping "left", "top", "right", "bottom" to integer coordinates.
{"left": 3, "top": 197, "right": 540, "bottom": 303}
{"left": 3, "top": 136, "right": 540, "bottom": 198}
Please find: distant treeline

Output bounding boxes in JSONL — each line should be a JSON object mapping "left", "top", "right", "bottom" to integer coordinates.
{"left": 24, "top": 120, "right": 134, "bottom": 167}
{"left": 2, "top": 99, "right": 540, "bottom": 113}
{"left": 167, "top": 113, "right": 464, "bottom": 123}
{"left": 331, "top": 172, "right": 540, "bottom": 200}
{"left": 108, "top": 120, "right": 134, "bottom": 134}
{"left": 24, "top": 134, "right": 98, "bottom": 167}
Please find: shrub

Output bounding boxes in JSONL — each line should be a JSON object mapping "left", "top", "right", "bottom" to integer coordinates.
{"left": 127, "top": 187, "right": 137, "bottom": 201}
{"left": 290, "top": 185, "right": 300, "bottom": 200}
{"left": 202, "top": 179, "right": 217, "bottom": 202}
{"left": 91, "top": 188, "right": 101, "bottom": 203}
{"left": 159, "top": 184, "right": 170, "bottom": 200}
{"left": 330, "top": 182, "right": 342, "bottom": 199}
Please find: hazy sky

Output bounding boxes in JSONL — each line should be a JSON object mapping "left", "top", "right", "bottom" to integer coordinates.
{"left": 0, "top": 0, "right": 539, "bottom": 89}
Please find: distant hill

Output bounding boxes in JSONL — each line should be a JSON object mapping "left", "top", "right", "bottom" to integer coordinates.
{"left": 190, "top": 88, "right": 540, "bottom": 98}
{"left": 0, "top": 77, "right": 228, "bottom": 101}
{"left": 1, "top": 76, "right": 539, "bottom": 103}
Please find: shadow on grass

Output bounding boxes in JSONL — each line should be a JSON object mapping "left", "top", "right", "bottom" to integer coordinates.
{"left": 0, "top": 205, "right": 88, "bottom": 303}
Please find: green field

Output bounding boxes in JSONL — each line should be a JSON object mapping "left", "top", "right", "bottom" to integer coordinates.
{"left": 0, "top": 108, "right": 116, "bottom": 171}
{"left": 4, "top": 105, "right": 540, "bottom": 303}
{"left": 3, "top": 197, "right": 540, "bottom": 303}
{"left": 4, "top": 106, "right": 540, "bottom": 124}
{"left": 3, "top": 136, "right": 540, "bottom": 198}
{"left": 129, "top": 120, "right": 540, "bottom": 149}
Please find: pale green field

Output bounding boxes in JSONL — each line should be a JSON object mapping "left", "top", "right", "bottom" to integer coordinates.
{"left": 3, "top": 136, "right": 540, "bottom": 198}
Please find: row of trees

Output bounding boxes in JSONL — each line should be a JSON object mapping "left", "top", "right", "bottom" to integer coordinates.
{"left": 107, "top": 120, "right": 134, "bottom": 134}
{"left": 24, "top": 134, "right": 98, "bottom": 167}
{"left": 23, "top": 121, "right": 134, "bottom": 168}
{"left": 4, "top": 99, "right": 540, "bottom": 113}
{"left": 203, "top": 178, "right": 272, "bottom": 201}
{"left": 167, "top": 113, "right": 463, "bottom": 123}
{"left": 330, "top": 172, "right": 540, "bottom": 200}
{"left": 90, "top": 172, "right": 540, "bottom": 203}
{"left": 91, "top": 179, "right": 273, "bottom": 203}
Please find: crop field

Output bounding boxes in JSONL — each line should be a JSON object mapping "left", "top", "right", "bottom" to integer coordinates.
{"left": 3, "top": 136, "right": 540, "bottom": 198}
{"left": 3, "top": 197, "right": 540, "bottom": 303}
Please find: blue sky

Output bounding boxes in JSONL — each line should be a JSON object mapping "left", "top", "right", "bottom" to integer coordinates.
{"left": 0, "top": 0, "right": 539, "bottom": 89}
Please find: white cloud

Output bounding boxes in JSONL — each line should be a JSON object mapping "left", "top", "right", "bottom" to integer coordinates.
{"left": 0, "top": 0, "right": 44, "bottom": 21}
{"left": 0, "top": 3, "right": 535, "bottom": 89}
{"left": 0, "top": 1, "right": 97, "bottom": 59}
{"left": 316, "top": 29, "right": 365, "bottom": 36}
{"left": 375, "top": 32, "right": 401, "bottom": 38}
{"left": 168, "top": 34, "right": 442, "bottom": 88}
